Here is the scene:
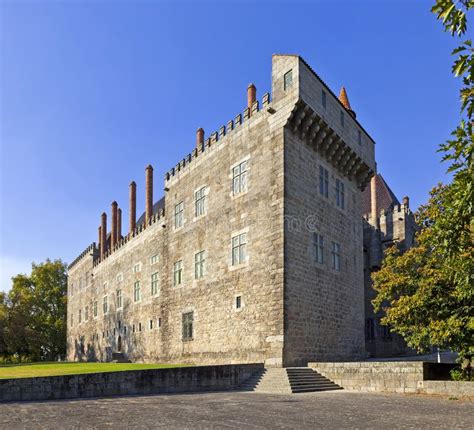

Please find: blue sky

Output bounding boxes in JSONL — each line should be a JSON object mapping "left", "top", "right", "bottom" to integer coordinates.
{"left": 0, "top": 0, "right": 460, "bottom": 291}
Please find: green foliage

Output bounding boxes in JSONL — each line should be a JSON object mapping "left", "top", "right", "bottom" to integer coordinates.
{"left": 0, "top": 259, "right": 68, "bottom": 361}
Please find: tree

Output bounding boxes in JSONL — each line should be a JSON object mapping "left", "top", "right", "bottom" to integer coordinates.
{"left": 2, "top": 259, "right": 68, "bottom": 361}
{"left": 372, "top": 1, "right": 473, "bottom": 373}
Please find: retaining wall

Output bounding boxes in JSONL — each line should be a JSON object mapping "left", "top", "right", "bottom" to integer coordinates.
{"left": 0, "top": 363, "right": 263, "bottom": 402}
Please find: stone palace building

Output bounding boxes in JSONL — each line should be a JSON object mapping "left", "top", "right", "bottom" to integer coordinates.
{"left": 67, "top": 54, "right": 415, "bottom": 366}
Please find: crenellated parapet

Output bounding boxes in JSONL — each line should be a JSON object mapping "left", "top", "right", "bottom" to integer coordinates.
{"left": 164, "top": 92, "right": 271, "bottom": 183}
{"left": 362, "top": 203, "right": 412, "bottom": 224}
{"left": 68, "top": 243, "right": 97, "bottom": 270}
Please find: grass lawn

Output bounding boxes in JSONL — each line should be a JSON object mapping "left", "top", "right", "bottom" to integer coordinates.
{"left": 0, "top": 362, "right": 189, "bottom": 379}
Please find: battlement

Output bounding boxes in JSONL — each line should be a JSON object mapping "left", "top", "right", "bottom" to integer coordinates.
{"left": 164, "top": 93, "right": 271, "bottom": 183}
{"left": 68, "top": 243, "right": 97, "bottom": 271}
{"left": 362, "top": 203, "right": 412, "bottom": 223}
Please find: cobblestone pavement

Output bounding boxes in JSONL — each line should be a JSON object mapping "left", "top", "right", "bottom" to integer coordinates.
{"left": 0, "top": 391, "right": 472, "bottom": 429}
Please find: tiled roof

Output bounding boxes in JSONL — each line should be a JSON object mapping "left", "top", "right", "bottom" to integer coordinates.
{"left": 361, "top": 174, "right": 400, "bottom": 215}
{"left": 338, "top": 86, "right": 352, "bottom": 110}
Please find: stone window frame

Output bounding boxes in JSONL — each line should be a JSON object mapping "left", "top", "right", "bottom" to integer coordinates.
{"left": 174, "top": 201, "right": 184, "bottom": 230}
{"left": 182, "top": 311, "right": 194, "bottom": 341}
{"left": 151, "top": 272, "right": 159, "bottom": 296}
{"left": 194, "top": 185, "right": 208, "bottom": 220}
{"left": 84, "top": 305, "right": 89, "bottom": 322}
{"left": 230, "top": 227, "right": 249, "bottom": 269}
{"left": 133, "top": 281, "right": 141, "bottom": 303}
{"left": 150, "top": 254, "right": 159, "bottom": 265}
{"left": 230, "top": 156, "right": 250, "bottom": 199}
{"left": 331, "top": 241, "right": 341, "bottom": 271}
{"left": 335, "top": 178, "right": 345, "bottom": 209}
{"left": 234, "top": 294, "right": 244, "bottom": 312}
{"left": 116, "top": 273, "right": 123, "bottom": 283}
{"left": 103, "top": 295, "right": 109, "bottom": 314}
{"left": 313, "top": 232, "right": 324, "bottom": 264}
{"left": 132, "top": 262, "right": 142, "bottom": 274}
{"left": 149, "top": 319, "right": 154, "bottom": 330}
{"left": 116, "top": 289, "right": 123, "bottom": 309}
{"left": 284, "top": 69, "right": 293, "bottom": 91}
{"left": 78, "top": 308, "right": 82, "bottom": 324}
{"left": 173, "top": 260, "right": 183, "bottom": 286}
{"left": 319, "top": 165, "right": 329, "bottom": 198}
{"left": 157, "top": 317, "right": 162, "bottom": 329}
{"left": 93, "top": 300, "right": 98, "bottom": 319}
{"left": 194, "top": 250, "right": 206, "bottom": 280}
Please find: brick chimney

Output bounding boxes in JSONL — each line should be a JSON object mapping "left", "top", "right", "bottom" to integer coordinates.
{"left": 117, "top": 208, "right": 122, "bottom": 240}
{"left": 129, "top": 181, "right": 136, "bottom": 234}
{"left": 145, "top": 165, "right": 153, "bottom": 225}
{"left": 370, "top": 175, "right": 378, "bottom": 227}
{"left": 100, "top": 212, "right": 107, "bottom": 259}
{"left": 247, "top": 83, "right": 256, "bottom": 116}
{"left": 98, "top": 226, "right": 102, "bottom": 252}
{"left": 196, "top": 128, "right": 204, "bottom": 149}
{"left": 111, "top": 201, "right": 118, "bottom": 248}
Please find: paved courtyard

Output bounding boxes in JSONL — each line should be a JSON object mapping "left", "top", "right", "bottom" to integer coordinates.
{"left": 0, "top": 390, "right": 472, "bottom": 429}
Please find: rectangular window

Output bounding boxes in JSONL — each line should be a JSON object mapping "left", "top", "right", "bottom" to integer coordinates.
{"left": 195, "top": 187, "right": 207, "bottom": 217}
{"left": 103, "top": 296, "right": 108, "bottom": 314}
{"left": 149, "top": 319, "right": 153, "bottom": 330}
{"left": 93, "top": 301, "right": 98, "bottom": 318}
{"left": 78, "top": 309, "right": 82, "bottom": 324}
{"left": 150, "top": 254, "right": 159, "bottom": 265}
{"left": 132, "top": 263, "right": 141, "bottom": 273}
{"left": 331, "top": 242, "right": 341, "bottom": 271}
{"left": 322, "top": 90, "right": 327, "bottom": 108}
{"left": 336, "top": 179, "right": 345, "bottom": 209}
{"left": 340, "top": 110, "right": 345, "bottom": 128}
{"left": 116, "top": 273, "right": 123, "bottom": 283}
{"left": 174, "top": 201, "right": 184, "bottom": 228}
{"left": 117, "top": 289, "right": 122, "bottom": 309}
{"left": 84, "top": 306, "right": 89, "bottom": 322}
{"left": 284, "top": 70, "right": 293, "bottom": 90}
{"left": 236, "top": 295, "right": 242, "bottom": 309}
{"left": 232, "top": 161, "right": 248, "bottom": 195}
{"left": 194, "top": 251, "right": 205, "bottom": 279}
{"left": 319, "top": 166, "right": 329, "bottom": 198}
{"left": 138, "top": 322, "right": 142, "bottom": 332}
{"left": 133, "top": 281, "right": 141, "bottom": 302}
{"left": 174, "top": 260, "right": 183, "bottom": 286}
{"left": 366, "top": 318, "right": 375, "bottom": 340}
{"left": 158, "top": 317, "right": 162, "bottom": 328}
{"left": 232, "top": 233, "right": 247, "bottom": 266}
{"left": 182, "top": 311, "right": 194, "bottom": 341}
{"left": 313, "top": 233, "right": 324, "bottom": 264}
{"left": 358, "top": 129, "right": 362, "bottom": 145}
{"left": 151, "top": 272, "right": 159, "bottom": 295}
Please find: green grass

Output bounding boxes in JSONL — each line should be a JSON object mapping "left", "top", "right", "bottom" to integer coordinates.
{"left": 0, "top": 362, "right": 189, "bottom": 379}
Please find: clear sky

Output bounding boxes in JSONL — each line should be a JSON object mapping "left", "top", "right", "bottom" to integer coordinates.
{"left": 0, "top": 0, "right": 460, "bottom": 291}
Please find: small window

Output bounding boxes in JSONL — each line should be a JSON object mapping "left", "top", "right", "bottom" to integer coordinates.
{"left": 313, "top": 233, "right": 324, "bottom": 264}
{"left": 194, "top": 251, "right": 205, "bottom": 279}
{"left": 138, "top": 322, "right": 142, "bottom": 332}
{"left": 84, "top": 306, "right": 89, "bottom": 322}
{"left": 232, "top": 233, "right": 247, "bottom": 266}
{"left": 174, "top": 260, "right": 183, "bottom": 286}
{"left": 158, "top": 317, "right": 162, "bottom": 328}
{"left": 133, "top": 324, "right": 136, "bottom": 333}
{"left": 340, "top": 111, "right": 345, "bottom": 128}
{"left": 284, "top": 70, "right": 293, "bottom": 90}
{"left": 336, "top": 179, "right": 345, "bottom": 209}
{"left": 103, "top": 281, "right": 108, "bottom": 289}
{"left": 116, "top": 273, "right": 123, "bottom": 283}
{"left": 123, "top": 326, "right": 127, "bottom": 334}
{"left": 195, "top": 187, "right": 207, "bottom": 217}
{"left": 116, "top": 289, "right": 122, "bottom": 309}
{"left": 358, "top": 129, "right": 362, "bottom": 145}
{"left": 150, "top": 254, "right": 159, "bottom": 265}
{"left": 331, "top": 242, "right": 341, "bottom": 271}
{"left": 232, "top": 161, "right": 248, "bottom": 195}
{"left": 103, "top": 296, "right": 108, "bottom": 314}
{"left": 151, "top": 272, "right": 159, "bottom": 295}
{"left": 149, "top": 319, "right": 153, "bottom": 329}
{"left": 78, "top": 309, "right": 82, "bottom": 324}
{"left": 322, "top": 90, "right": 327, "bottom": 108}
{"left": 132, "top": 263, "right": 141, "bottom": 273}
{"left": 133, "top": 281, "right": 141, "bottom": 302}
{"left": 366, "top": 318, "right": 375, "bottom": 340}
{"left": 174, "top": 202, "right": 184, "bottom": 228}
{"left": 93, "top": 300, "right": 98, "bottom": 317}
{"left": 182, "top": 312, "right": 194, "bottom": 341}
{"left": 319, "top": 166, "right": 329, "bottom": 198}
{"left": 236, "top": 295, "right": 242, "bottom": 309}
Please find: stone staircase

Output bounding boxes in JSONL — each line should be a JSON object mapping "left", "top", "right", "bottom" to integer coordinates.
{"left": 239, "top": 367, "right": 342, "bottom": 394}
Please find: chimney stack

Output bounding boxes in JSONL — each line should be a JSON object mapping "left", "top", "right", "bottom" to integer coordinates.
{"left": 129, "top": 181, "right": 136, "bottom": 234}
{"left": 370, "top": 175, "right": 378, "bottom": 227}
{"left": 100, "top": 212, "right": 107, "bottom": 259}
{"left": 111, "top": 201, "right": 118, "bottom": 248}
{"left": 403, "top": 196, "right": 409, "bottom": 209}
{"left": 247, "top": 83, "right": 256, "bottom": 116}
{"left": 117, "top": 208, "right": 122, "bottom": 240}
{"left": 196, "top": 128, "right": 204, "bottom": 149}
{"left": 98, "top": 226, "right": 102, "bottom": 252}
{"left": 145, "top": 165, "right": 153, "bottom": 226}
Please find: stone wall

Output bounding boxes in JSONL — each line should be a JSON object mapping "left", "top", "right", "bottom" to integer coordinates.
{"left": 417, "top": 381, "right": 474, "bottom": 398}
{"left": 0, "top": 364, "right": 263, "bottom": 403}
